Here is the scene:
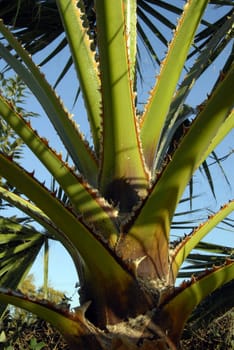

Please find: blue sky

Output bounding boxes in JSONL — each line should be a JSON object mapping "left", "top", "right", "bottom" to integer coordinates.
{"left": 1, "top": 3, "right": 233, "bottom": 308}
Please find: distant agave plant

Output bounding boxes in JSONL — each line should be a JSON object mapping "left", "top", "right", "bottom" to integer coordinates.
{"left": 0, "top": 1, "right": 233, "bottom": 349}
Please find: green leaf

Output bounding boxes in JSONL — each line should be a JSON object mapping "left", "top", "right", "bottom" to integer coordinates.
{"left": 140, "top": 0, "right": 208, "bottom": 169}
{"left": 124, "top": 0, "right": 137, "bottom": 83}
{"left": 0, "top": 288, "right": 101, "bottom": 349}
{"left": 199, "top": 160, "right": 216, "bottom": 199}
{"left": 56, "top": 0, "right": 102, "bottom": 155}
{"left": 117, "top": 64, "right": 233, "bottom": 281}
{"left": 199, "top": 110, "right": 234, "bottom": 166}
{"left": 0, "top": 97, "right": 118, "bottom": 245}
{"left": 30, "top": 338, "right": 46, "bottom": 350}
{"left": 0, "top": 185, "right": 63, "bottom": 237}
{"left": 0, "top": 185, "right": 87, "bottom": 282}
{"left": 0, "top": 330, "right": 6, "bottom": 342}
{"left": 0, "top": 216, "right": 44, "bottom": 317}
{"left": 0, "top": 154, "right": 118, "bottom": 271}
{"left": 159, "top": 260, "right": 234, "bottom": 344}
{"left": 155, "top": 12, "right": 234, "bottom": 170}
{"left": 142, "top": 61, "right": 233, "bottom": 239}
{"left": 96, "top": 0, "right": 149, "bottom": 198}
{"left": 171, "top": 200, "right": 234, "bottom": 280}
{"left": 0, "top": 20, "right": 98, "bottom": 186}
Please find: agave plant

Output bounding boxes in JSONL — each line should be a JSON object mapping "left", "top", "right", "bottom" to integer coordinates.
{"left": 0, "top": 0, "right": 233, "bottom": 349}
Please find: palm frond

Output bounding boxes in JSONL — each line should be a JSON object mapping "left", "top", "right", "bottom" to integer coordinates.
{"left": 1, "top": 1, "right": 233, "bottom": 83}
{"left": 0, "top": 216, "right": 44, "bottom": 316}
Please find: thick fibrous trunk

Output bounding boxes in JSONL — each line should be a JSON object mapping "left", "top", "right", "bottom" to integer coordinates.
{"left": 66, "top": 311, "right": 178, "bottom": 350}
